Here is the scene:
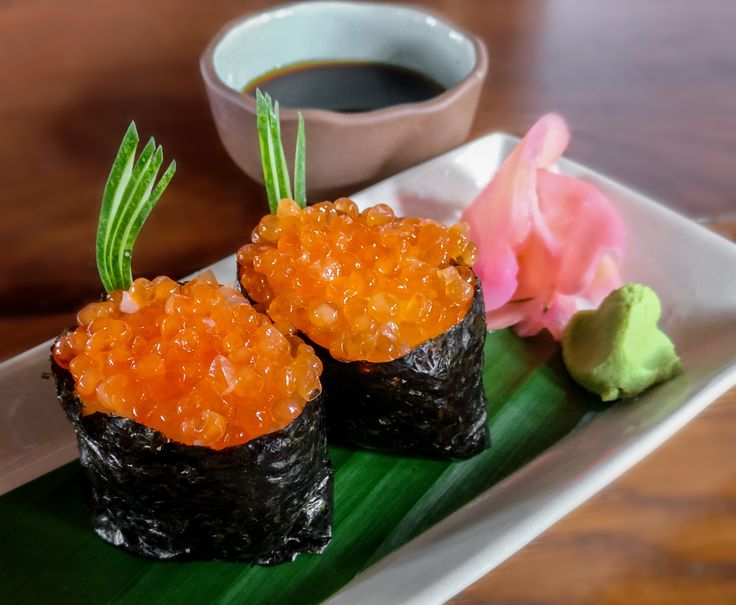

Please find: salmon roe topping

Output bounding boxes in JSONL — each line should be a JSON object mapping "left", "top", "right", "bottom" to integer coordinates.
{"left": 52, "top": 271, "right": 322, "bottom": 449}
{"left": 238, "top": 198, "right": 478, "bottom": 363}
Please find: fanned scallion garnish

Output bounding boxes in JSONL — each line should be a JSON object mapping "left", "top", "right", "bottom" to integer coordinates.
{"left": 95, "top": 122, "right": 176, "bottom": 293}
{"left": 256, "top": 89, "right": 306, "bottom": 212}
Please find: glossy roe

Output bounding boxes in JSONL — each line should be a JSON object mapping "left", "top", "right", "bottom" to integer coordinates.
{"left": 52, "top": 272, "right": 322, "bottom": 449}
{"left": 238, "top": 199, "right": 478, "bottom": 362}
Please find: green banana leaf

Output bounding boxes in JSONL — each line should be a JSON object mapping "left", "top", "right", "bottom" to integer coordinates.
{"left": 0, "top": 330, "right": 598, "bottom": 605}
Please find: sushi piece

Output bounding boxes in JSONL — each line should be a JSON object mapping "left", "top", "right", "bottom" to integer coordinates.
{"left": 238, "top": 92, "right": 489, "bottom": 459}
{"left": 238, "top": 199, "right": 489, "bottom": 459}
{"left": 51, "top": 123, "right": 331, "bottom": 563}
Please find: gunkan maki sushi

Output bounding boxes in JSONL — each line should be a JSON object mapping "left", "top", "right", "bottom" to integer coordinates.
{"left": 237, "top": 91, "right": 489, "bottom": 460}
{"left": 51, "top": 123, "right": 332, "bottom": 564}
{"left": 238, "top": 199, "right": 489, "bottom": 460}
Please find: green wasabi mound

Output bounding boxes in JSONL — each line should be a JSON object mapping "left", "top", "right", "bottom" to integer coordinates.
{"left": 562, "top": 284, "right": 682, "bottom": 401}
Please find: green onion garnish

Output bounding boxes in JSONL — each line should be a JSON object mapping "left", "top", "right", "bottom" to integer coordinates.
{"left": 256, "top": 89, "right": 306, "bottom": 212}
{"left": 95, "top": 122, "right": 176, "bottom": 293}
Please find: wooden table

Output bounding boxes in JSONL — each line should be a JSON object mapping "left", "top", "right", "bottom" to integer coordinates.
{"left": 1, "top": 1, "right": 734, "bottom": 602}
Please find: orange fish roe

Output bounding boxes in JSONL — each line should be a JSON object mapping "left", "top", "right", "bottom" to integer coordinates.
{"left": 238, "top": 198, "right": 478, "bottom": 363}
{"left": 52, "top": 271, "right": 322, "bottom": 449}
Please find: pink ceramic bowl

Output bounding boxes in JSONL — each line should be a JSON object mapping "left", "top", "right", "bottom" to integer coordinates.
{"left": 200, "top": 1, "right": 488, "bottom": 194}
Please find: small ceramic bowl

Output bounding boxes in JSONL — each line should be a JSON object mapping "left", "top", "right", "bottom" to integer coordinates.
{"left": 200, "top": 1, "right": 488, "bottom": 194}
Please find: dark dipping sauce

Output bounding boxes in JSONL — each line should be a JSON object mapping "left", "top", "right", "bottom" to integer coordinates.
{"left": 244, "top": 61, "right": 446, "bottom": 113}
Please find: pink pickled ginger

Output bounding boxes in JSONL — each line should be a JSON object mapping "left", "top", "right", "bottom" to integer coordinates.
{"left": 462, "top": 114, "right": 626, "bottom": 340}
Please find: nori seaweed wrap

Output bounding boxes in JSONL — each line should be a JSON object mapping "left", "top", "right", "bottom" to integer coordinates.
{"left": 52, "top": 356, "right": 332, "bottom": 564}
{"left": 315, "top": 275, "right": 488, "bottom": 460}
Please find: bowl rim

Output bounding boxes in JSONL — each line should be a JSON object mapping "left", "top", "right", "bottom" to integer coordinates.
{"left": 199, "top": 0, "right": 489, "bottom": 125}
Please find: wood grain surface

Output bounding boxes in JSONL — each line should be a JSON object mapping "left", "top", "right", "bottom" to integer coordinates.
{"left": 1, "top": 1, "right": 735, "bottom": 603}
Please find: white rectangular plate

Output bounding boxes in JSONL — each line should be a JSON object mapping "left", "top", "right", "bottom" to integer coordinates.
{"left": 2, "top": 132, "right": 735, "bottom": 604}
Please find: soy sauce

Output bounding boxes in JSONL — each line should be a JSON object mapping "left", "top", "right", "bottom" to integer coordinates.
{"left": 244, "top": 61, "right": 446, "bottom": 113}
